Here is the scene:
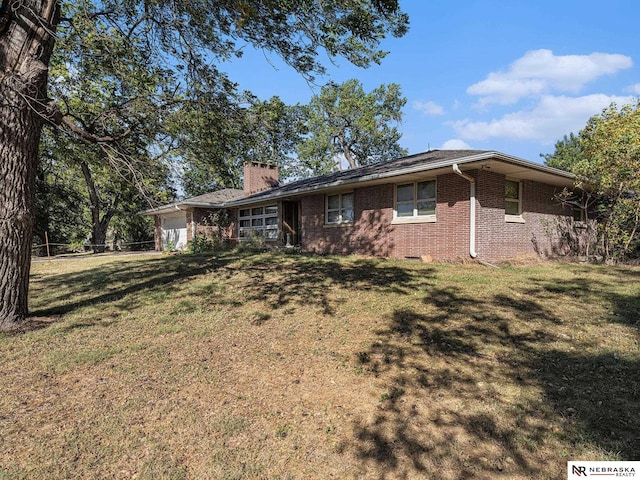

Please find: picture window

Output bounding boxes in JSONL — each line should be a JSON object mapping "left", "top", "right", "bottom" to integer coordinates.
{"left": 239, "top": 204, "right": 278, "bottom": 239}
{"left": 326, "top": 192, "right": 354, "bottom": 224}
{"left": 395, "top": 180, "right": 436, "bottom": 218}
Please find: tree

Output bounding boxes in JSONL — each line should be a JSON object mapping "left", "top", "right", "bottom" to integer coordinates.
{"left": 44, "top": 1, "right": 176, "bottom": 252}
{"left": 579, "top": 102, "right": 640, "bottom": 260}
{"left": 544, "top": 102, "right": 640, "bottom": 261}
{"left": 35, "top": 136, "right": 89, "bottom": 252}
{"left": 297, "top": 79, "right": 408, "bottom": 174}
{"left": 178, "top": 95, "right": 307, "bottom": 196}
{"left": 542, "top": 133, "right": 600, "bottom": 257}
{"left": 37, "top": 126, "right": 170, "bottom": 253}
{"left": 0, "top": 0, "right": 409, "bottom": 329}
{"left": 542, "top": 133, "right": 585, "bottom": 172}
{"left": 175, "top": 92, "right": 249, "bottom": 196}
{"left": 36, "top": 136, "right": 163, "bottom": 254}
{"left": 244, "top": 97, "right": 308, "bottom": 182}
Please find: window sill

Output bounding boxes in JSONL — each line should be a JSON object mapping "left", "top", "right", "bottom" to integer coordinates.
{"left": 238, "top": 237, "right": 278, "bottom": 242}
{"left": 505, "top": 214, "right": 525, "bottom": 223}
{"left": 392, "top": 216, "right": 437, "bottom": 225}
{"left": 324, "top": 222, "right": 353, "bottom": 228}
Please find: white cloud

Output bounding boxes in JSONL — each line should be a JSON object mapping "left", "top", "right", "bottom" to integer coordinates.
{"left": 627, "top": 83, "right": 640, "bottom": 94}
{"left": 441, "top": 139, "right": 471, "bottom": 150}
{"left": 467, "top": 49, "right": 633, "bottom": 105}
{"left": 413, "top": 100, "right": 445, "bottom": 116}
{"left": 448, "top": 94, "right": 635, "bottom": 144}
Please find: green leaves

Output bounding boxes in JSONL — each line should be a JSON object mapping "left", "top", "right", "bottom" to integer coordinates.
{"left": 581, "top": 102, "right": 640, "bottom": 191}
{"left": 545, "top": 101, "right": 640, "bottom": 260}
{"left": 176, "top": 94, "right": 307, "bottom": 195}
{"left": 579, "top": 102, "right": 640, "bottom": 259}
{"left": 42, "top": 0, "right": 410, "bottom": 239}
{"left": 297, "top": 79, "right": 407, "bottom": 174}
{"left": 48, "top": 0, "right": 409, "bottom": 190}
{"left": 542, "top": 133, "right": 584, "bottom": 173}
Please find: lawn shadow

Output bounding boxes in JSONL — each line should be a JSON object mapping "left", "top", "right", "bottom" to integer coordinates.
{"left": 530, "top": 350, "right": 640, "bottom": 460}
{"left": 2, "top": 315, "right": 64, "bottom": 335}
{"left": 609, "top": 292, "right": 640, "bottom": 328}
{"left": 28, "top": 252, "right": 428, "bottom": 333}
{"left": 524, "top": 270, "right": 640, "bottom": 330}
{"left": 232, "top": 253, "right": 428, "bottom": 317}
{"left": 27, "top": 253, "right": 238, "bottom": 331}
{"left": 350, "top": 277, "right": 640, "bottom": 478}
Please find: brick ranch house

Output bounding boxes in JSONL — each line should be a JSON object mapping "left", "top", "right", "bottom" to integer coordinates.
{"left": 142, "top": 150, "right": 590, "bottom": 261}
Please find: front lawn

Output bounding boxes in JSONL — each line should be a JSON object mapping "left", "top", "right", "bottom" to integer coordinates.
{"left": 1, "top": 252, "right": 639, "bottom": 479}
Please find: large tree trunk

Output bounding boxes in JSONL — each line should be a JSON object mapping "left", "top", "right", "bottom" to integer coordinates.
{"left": 79, "top": 160, "right": 119, "bottom": 253}
{"left": 0, "top": 0, "right": 59, "bottom": 330}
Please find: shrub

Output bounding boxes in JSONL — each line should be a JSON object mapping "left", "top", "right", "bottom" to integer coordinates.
{"left": 188, "top": 234, "right": 219, "bottom": 254}
{"left": 237, "top": 232, "right": 266, "bottom": 252}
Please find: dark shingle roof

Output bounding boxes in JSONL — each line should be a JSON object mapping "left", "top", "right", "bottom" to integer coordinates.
{"left": 140, "top": 188, "right": 244, "bottom": 215}
{"left": 225, "top": 150, "right": 491, "bottom": 205}
{"left": 143, "top": 150, "right": 574, "bottom": 214}
{"left": 184, "top": 189, "right": 245, "bottom": 204}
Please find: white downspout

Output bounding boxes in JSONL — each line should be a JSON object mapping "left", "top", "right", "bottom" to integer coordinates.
{"left": 452, "top": 164, "right": 478, "bottom": 258}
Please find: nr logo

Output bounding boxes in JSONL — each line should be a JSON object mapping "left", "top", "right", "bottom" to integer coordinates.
{"left": 572, "top": 465, "right": 587, "bottom": 476}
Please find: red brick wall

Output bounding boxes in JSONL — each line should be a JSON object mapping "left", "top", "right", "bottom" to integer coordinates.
{"left": 300, "top": 174, "right": 472, "bottom": 260}
{"left": 243, "top": 163, "right": 279, "bottom": 195}
{"left": 297, "top": 170, "right": 580, "bottom": 262}
{"left": 475, "top": 170, "right": 574, "bottom": 260}
{"left": 154, "top": 215, "right": 162, "bottom": 251}
{"left": 390, "top": 173, "right": 470, "bottom": 259}
{"left": 192, "top": 207, "right": 237, "bottom": 243}
{"left": 300, "top": 186, "right": 394, "bottom": 256}
{"left": 522, "top": 178, "right": 575, "bottom": 257}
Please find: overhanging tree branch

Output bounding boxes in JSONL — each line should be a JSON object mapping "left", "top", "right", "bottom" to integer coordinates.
{"left": 60, "top": 114, "right": 131, "bottom": 144}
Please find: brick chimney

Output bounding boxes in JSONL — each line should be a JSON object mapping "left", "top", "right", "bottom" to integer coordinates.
{"left": 243, "top": 162, "right": 279, "bottom": 195}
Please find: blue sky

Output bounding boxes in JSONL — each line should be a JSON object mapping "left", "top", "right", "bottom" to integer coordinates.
{"left": 221, "top": 0, "right": 639, "bottom": 164}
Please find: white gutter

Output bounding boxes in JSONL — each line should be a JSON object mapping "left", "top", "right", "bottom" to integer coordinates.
{"left": 452, "top": 164, "right": 478, "bottom": 258}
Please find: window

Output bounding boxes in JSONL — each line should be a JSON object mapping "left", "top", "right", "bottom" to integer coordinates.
{"left": 395, "top": 180, "right": 436, "bottom": 218}
{"left": 572, "top": 207, "right": 585, "bottom": 222}
{"left": 505, "top": 179, "right": 522, "bottom": 216}
{"left": 239, "top": 204, "right": 278, "bottom": 239}
{"left": 326, "top": 192, "right": 354, "bottom": 224}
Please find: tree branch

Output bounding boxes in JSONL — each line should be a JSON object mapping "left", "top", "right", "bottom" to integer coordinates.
{"left": 60, "top": 114, "right": 131, "bottom": 144}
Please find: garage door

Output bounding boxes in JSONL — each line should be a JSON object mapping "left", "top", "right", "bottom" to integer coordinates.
{"left": 161, "top": 212, "right": 188, "bottom": 250}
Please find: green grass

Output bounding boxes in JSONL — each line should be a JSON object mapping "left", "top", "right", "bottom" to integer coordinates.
{"left": 1, "top": 251, "right": 639, "bottom": 479}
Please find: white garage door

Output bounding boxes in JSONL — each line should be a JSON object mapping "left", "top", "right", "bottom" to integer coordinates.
{"left": 161, "top": 212, "right": 188, "bottom": 250}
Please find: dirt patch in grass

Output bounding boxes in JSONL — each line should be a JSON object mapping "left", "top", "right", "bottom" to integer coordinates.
{"left": 1, "top": 252, "right": 639, "bottom": 479}
{"left": 1, "top": 315, "right": 63, "bottom": 335}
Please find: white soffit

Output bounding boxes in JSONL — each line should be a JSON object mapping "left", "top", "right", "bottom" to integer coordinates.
{"left": 469, "top": 159, "right": 574, "bottom": 187}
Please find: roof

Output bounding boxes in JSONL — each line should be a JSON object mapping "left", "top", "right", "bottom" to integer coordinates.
{"left": 224, "top": 150, "right": 575, "bottom": 207}
{"left": 141, "top": 150, "right": 576, "bottom": 214}
{"left": 140, "top": 188, "right": 244, "bottom": 215}
{"left": 182, "top": 189, "right": 245, "bottom": 204}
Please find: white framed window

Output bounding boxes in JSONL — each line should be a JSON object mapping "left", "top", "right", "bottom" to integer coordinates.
{"left": 505, "top": 179, "right": 522, "bottom": 219}
{"left": 326, "top": 192, "right": 354, "bottom": 225}
{"left": 239, "top": 204, "right": 278, "bottom": 239}
{"left": 394, "top": 180, "right": 436, "bottom": 220}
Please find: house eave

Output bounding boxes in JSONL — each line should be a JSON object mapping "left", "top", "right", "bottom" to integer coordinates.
{"left": 140, "top": 201, "right": 227, "bottom": 216}
{"left": 223, "top": 151, "right": 576, "bottom": 207}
